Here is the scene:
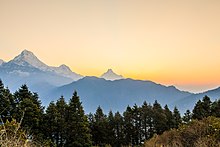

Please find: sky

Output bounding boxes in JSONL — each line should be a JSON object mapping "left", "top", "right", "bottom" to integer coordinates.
{"left": 0, "top": 0, "right": 220, "bottom": 93}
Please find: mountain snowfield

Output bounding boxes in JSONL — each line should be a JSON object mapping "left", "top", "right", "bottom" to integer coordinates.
{"left": 0, "top": 49, "right": 220, "bottom": 113}
{"left": 9, "top": 50, "right": 83, "bottom": 80}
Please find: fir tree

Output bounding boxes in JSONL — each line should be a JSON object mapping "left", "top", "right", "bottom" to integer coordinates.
{"left": 152, "top": 100, "right": 167, "bottom": 135}
{"left": 66, "top": 91, "right": 91, "bottom": 147}
{"left": 164, "top": 105, "right": 174, "bottom": 130}
{"left": 92, "top": 106, "right": 108, "bottom": 146}
{"left": 182, "top": 109, "right": 192, "bottom": 123}
{"left": 56, "top": 96, "right": 68, "bottom": 146}
{"left": 0, "top": 80, "right": 14, "bottom": 122}
{"left": 13, "top": 85, "right": 44, "bottom": 141}
{"left": 123, "top": 106, "right": 133, "bottom": 146}
{"left": 44, "top": 102, "right": 58, "bottom": 145}
{"left": 107, "top": 110, "right": 116, "bottom": 146}
{"left": 202, "top": 95, "right": 212, "bottom": 117}
{"left": 192, "top": 100, "right": 203, "bottom": 120}
{"left": 114, "top": 111, "right": 124, "bottom": 146}
{"left": 211, "top": 99, "right": 220, "bottom": 117}
{"left": 132, "top": 104, "right": 141, "bottom": 145}
{"left": 192, "top": 96, "right": 212, "bottom": 120}
{"left": 172, "top": 106, "right": 181, "bottom": 128}
{"left": 141, "top": 101, "right": 153, "bottom": 140}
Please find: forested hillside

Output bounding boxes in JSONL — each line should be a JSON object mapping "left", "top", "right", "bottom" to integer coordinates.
{"left": 0, "top": 80, "right": 219, "bottom": 146}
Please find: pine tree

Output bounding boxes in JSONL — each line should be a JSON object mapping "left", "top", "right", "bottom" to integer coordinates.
{"left": 114, "top": 111, "right": 124, "bottom": 147}
{"left": 44, "top": 102, "right": 58, "bottom": 145}
{"left": 56, "top": 96, "right": 68, "bottom": 146}
{"left": 211, "top": 99, "right": 220, "bottom": 117}
{"left": 66, "top": 91, "right": 91, "bottom": 147}
{"left": 123, "top": 106, "right": 133, "bottom": 146}
{"left": 182, "top": 109, "right": 192, "bottom": 123}
{"left": 164, "top": 105, "right": 174, "bottom": 130}
{"left": 152, "top": 100, "right": 167, "bottom": 135}
{"left": 172, "top": 106, "right": 181, "bottom": 128}
{"left": 0, "top": 80, "right": 14, "bottom": 122}
{"left": 107, "top": 110, "right": 116, "bottom": 146}
{"left": 192, "top": 100, "right": 203, "bottom": 120}
{"left": 141, "top": 101, "right": 153, "bottom": 141}
{"left": 132, "top": 104, "right": 141, "bottom": 145}
{"left": 13, "top": 85, "right": 44, "bottom": 141}
{"left": 202, "top": 95, "right": 212, "bottom": 117}
{"left": 92, "top": 106, "right": 108, "bottom": 146}
{"left": 192, "top": 96, "right": 212, "bottom": 120}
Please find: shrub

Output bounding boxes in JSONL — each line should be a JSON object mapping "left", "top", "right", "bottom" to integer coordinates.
{"left": 145, "top": 116, "right": 220, "bottom": 147}
{"left": 0, "top": 119, "right": 38, "bottom": 146}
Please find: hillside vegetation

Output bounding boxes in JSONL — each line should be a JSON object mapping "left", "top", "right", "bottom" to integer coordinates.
{"left": 0, "top": 79, "right": 220, "bottom": 146}
{"left": 145, "top": 116, "right": 220, "bottom": 147}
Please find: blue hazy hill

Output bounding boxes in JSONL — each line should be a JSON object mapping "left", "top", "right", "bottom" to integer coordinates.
{"left": 47, "top": 76, "right": 192, "bottom": 113}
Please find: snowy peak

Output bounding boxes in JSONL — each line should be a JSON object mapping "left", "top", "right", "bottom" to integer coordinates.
{"left": 21, "top": 49, "right": 35, "bottom": 57}
{"left": 0, "top": 59, "right": 5, "bottom": 65}
{"left": 11, "top": 49, "right": 49, "bottom": 70}
{"left": 15, "top": 50, "right": 38, "bottom": 61}
{"left": 51, "top": 64, "right": 83, "bottom": 81}
{"left": 7, "top": 49, "right": 83, "bottom": 81}
{"left": 107, "top": 69, "right": 114, "bottom": 73}
{"left": 100, "top": 69, "right": 124, "bottom": 81}
{"left": 58, "top": 64, "right": 71, "bottom": 71}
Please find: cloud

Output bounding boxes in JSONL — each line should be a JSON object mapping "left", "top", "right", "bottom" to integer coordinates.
{"left": 9, "top": 70, "right": 30, "bottom": 77}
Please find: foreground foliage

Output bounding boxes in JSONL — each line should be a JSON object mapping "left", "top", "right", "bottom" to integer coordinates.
{"left": 145, "top": 116, "right": 220, "bottom": 147}
{"left": 0, "top": 119, "right": 36, "bottom": 146}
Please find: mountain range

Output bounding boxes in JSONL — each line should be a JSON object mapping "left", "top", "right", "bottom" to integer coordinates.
{"left": 0, "top": 50, "right": 220, "bottom": 113}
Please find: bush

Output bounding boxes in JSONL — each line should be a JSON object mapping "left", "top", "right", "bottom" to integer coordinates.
{"left": 145, "top": 116, "right": 220, "bottom": 147}
{"left": 0, "top": 119, "right": 39, "bottom": 146}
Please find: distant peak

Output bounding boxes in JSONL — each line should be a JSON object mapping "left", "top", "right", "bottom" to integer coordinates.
{"left": 21, "top": 49, "right": 31, "bottom": 53}
{"left": 7, "top": 50, "right": 83, "bottom": 80}
{"left": 10, "top": 49, "right": 49, "bottom": 70}
{"left": 59, "top": 64, "right": 69, "bottom": 68}
{"left": 14, "top": 49, "right": 37, "bottom": 60}
{"left": 20, "top": 49, "right": 35, "bottom": 56}
{"left": 14, "top": 50, "right": 38, "bottom": 61}
{"left": 58, "top": 64, "right": 71, "bottom": 71}
{"left": 100, "top": 69, "right": 124, "bottom": 81}
{"left": 107, "top": 69, "right": 114, "bottom": 73}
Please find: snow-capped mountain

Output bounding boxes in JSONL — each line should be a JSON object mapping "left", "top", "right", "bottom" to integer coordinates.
{"left": 51, "top": 64, "right": 82, "bottom": 80}
{"left": 1, "top": 50, "right": 220, "bottom": 114}
{"left": 10, "top": 49, "right": 49, "bottom": 71}
{"left": 9, "top": 50, "right": 83, "bottom": 81}
{"left": 0, "top": 49, "right": 84, "bottom": 96}
{"left": 0, "top": 59, "right": 4, "bottom": 66}
{"left": 100, "top": 69, "right": 124, "bottom": 81}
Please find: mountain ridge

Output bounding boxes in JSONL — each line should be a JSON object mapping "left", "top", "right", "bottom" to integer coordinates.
{"left": 47, "top": 76, "right": 192, "bottom": 113}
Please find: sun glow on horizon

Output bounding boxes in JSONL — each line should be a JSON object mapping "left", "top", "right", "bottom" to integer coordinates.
{"left": 1, "top": 0, "right": 220, "bottom": 93}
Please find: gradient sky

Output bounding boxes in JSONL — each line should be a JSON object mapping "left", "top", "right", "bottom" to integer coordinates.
{"left": 1, "top": 0, "right": 220, "bottom": 93}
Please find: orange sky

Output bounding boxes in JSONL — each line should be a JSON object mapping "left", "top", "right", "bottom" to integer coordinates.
{"left": 1, "top": 0, "right": 220, "bottom": 93}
